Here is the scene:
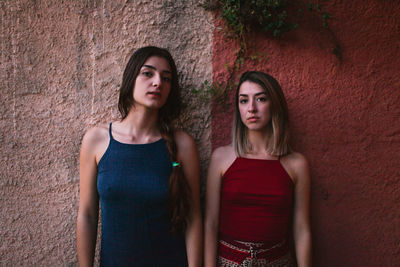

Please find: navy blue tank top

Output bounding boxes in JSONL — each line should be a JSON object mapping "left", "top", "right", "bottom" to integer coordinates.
{"left": 97, "top": 123, "right": 187, "bottom": 266}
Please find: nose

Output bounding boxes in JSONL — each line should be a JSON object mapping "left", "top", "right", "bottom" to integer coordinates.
{"left": 152, "top": 73, "right": 162, "bottom": 87}
{"left": 248, "top": 99, "right": 257, "bottom": 113}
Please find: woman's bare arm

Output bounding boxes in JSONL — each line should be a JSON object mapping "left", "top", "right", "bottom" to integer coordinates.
{"left": 204, "top": 146, "right": 232, "bottom": 267}
{"left": 76, "top": 127, "right": 107, "bottom": 267}
{"left": 289, "top": 153, "right": 312, "bottom": 267}
{"left": 175, "top": 131, "right": 203, "bottom": 267}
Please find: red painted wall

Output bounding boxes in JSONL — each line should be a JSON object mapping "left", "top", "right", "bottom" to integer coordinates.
{"left": 211, "top": 1, "right": 400, "bottom": 265}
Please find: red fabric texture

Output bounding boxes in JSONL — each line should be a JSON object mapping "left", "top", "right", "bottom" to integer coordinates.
{"left": 218, "top": 157, "right": 294, "bottom": 244}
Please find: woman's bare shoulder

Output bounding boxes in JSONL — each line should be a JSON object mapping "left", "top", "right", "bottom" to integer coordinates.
{"left": 281, "top": 151, "right": 310, "bottom": 183}
{"left": 82, "top": 124, "right": 109, "bottom": 146}
{"left": 210, "top": 144, "right": 236, "bottom": 175}
{"left": 212, "top": 145, "right": 235, "bottom": 160}
{"left": 284, "top": 152, "right": 308, "bottom": 168}
{"left": 173, "top": 130, "right": 196, "bottom": 150}
{"left": 81, "top": 124, "right": 110, "bottom": 163}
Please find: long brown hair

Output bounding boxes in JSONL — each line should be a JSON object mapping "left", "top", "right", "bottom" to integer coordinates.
{"left": 232, "top": 71, "right": 291, "bottom": 157}
{"left": 118, "top": 46, "right": 191, "bottom": 234}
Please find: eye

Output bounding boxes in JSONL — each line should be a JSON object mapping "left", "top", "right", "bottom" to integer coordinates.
{"left": 162, "top": 76, "right": 171, "bottom": 82}
{"left": 239, "top": 98, "right": 248, "bottom": 104}
{"left": 141, "top": 71, "right": 153, "bottom": 77}
{"left": 257, "top": 96, "right": 267, "bottom": 102}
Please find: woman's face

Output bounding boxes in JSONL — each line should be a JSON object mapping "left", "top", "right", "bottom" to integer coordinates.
{"left": 238, "top": 81, "right": 271, "bottom": 131}
{"left": 133, "top": 56, "right": 172, "bottom": 110}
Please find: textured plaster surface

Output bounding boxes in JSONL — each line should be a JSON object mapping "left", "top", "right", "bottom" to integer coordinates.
{"left": 0, "top": 0, "right": 213, "bottom": 265}
{"left": 212, "top": 0, "right": 400, "bottom": 266}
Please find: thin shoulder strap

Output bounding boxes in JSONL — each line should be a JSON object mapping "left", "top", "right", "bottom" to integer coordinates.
{"left": 109, "top": 122, "right": 114, "bottom": 140}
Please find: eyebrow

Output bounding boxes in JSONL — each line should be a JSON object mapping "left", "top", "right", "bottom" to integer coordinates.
{"left": 142, "top": 64, "right": 171, "bottom": 74}
{"left": 239, "top": 92, "right": 267, "bottom": 97}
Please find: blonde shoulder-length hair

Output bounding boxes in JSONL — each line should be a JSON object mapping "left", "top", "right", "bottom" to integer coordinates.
{"left": 232, "top": 71, "right": 291, "bottom": 157}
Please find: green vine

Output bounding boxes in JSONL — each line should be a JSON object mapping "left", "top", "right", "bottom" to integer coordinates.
{"left": 195, "top": 0, "right": 339, "bottom": 105}
{"left": 192, "top": 80, "right": 232, "bottom": 106}
{"left": 203, "top": 0, "right": 332, "bottom": 48}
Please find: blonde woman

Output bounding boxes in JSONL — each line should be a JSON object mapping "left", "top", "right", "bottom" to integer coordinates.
{"left": 205, "top": 71, "right": 311, "bottom": 266}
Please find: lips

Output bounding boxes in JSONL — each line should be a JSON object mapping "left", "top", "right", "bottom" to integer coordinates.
{"left": 147, "top": 91, "right": 161, "bottom": 97}
{"left": 247, "top": 116, "right": 259, "bottom": 122}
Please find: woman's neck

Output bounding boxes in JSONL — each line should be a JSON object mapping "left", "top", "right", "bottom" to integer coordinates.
{"left": 247, "top": 128, "right": 272, "bottom": 157}
{"left": 118, "top": 107, "right": 160, "bottom": 143}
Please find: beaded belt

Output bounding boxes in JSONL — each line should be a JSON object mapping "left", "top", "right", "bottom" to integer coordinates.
{"left": 218, "top": 238, "right": 294, "bottom": 267}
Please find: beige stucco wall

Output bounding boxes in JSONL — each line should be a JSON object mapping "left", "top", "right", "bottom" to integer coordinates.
{"left": 0, "top": 0, "right": 213, "bottom": 265}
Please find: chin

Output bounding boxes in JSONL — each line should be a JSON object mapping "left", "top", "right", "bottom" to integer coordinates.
{"left": 145, "top": 101, "right": 167, "bottom": 109}
{"left": 246, "top": 124, "right": 269, "bottom": 131}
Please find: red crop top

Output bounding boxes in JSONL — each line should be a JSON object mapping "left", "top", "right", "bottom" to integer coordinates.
{"left": 218, "top": 157, "right": 294, "bottom": 244}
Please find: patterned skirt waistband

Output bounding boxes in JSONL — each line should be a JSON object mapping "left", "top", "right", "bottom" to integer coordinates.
{"left": 220, "top": 239, "right": 286, "bottom": 253}
{"left": 218, "top": 238, "right": 294, "bottom": 267}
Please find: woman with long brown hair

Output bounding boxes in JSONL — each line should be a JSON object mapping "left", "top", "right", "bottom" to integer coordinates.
{"left": 204, "top": 71, "right": 311, "bottom": 266}
{"left": 77, "top": 46, "right": 202, "bottom": 266}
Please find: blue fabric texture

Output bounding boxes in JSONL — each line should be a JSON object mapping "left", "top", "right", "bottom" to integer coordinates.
{"left": 97, "top": 123, "right": 187, "bottom": 266}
